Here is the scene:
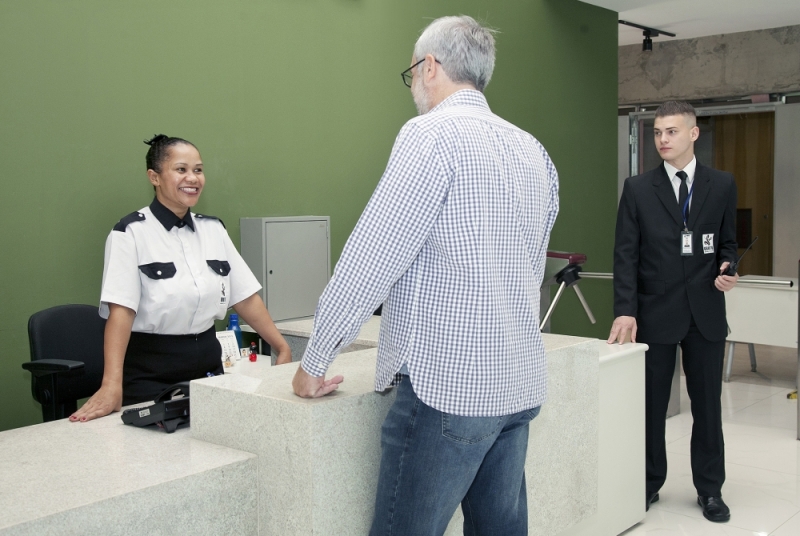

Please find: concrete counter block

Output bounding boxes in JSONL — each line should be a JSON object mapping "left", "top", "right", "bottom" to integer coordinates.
{"left": 192, "top": 332, "right": 601, "bottom": 536}
{"left": 192, "top": 350, "right": 394, "bottom": 535}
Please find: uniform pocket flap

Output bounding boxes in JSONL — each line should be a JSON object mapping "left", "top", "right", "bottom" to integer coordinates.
{"left": 139, "top": 262, "right": 177, "bottom": 280}
{"left": 206, "top": 260, "right": 231, "bottom": 276}
{"left": 638, "top": 280, "right": 665, "bottom": 295}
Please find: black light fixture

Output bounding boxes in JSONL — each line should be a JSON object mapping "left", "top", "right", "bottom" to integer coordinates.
{"left": 643, "top": 29, "right": 654, "bottom": 51}
{"left": 619, "top": 20, "right": 676, "bottom": 52}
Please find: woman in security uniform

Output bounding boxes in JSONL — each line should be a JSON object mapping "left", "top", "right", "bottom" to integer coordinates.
{"left": 71, "top": 135, "right": 291, "bottom": 422}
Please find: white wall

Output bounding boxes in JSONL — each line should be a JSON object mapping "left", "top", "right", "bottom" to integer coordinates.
{"left": 618, "top": 115, "right": 630, "bottom": 200}
{"left": 773, "top": 102, "right": 800, "bottom": 278}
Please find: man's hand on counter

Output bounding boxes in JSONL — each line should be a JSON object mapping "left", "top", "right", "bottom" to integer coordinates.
{"left": 607, "top": 315, "right": 637, "bottom": 345}
{"left": 69, "top": 383, "right": 122, "bottom": 422}
{"left": 292, "top": 365, "right": 344, "bottom": 398}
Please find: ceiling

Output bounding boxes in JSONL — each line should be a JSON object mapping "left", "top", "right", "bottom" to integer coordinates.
{"left": 579, "top": 0, "right": 800, "bottom": 46}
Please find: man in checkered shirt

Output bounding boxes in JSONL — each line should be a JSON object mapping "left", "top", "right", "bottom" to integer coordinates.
{"left": 292, "top": 15, "right": 559, "bottom": 535}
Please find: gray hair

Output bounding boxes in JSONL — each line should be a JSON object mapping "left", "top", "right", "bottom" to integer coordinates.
{"left": 413, "top": 15, "right": 497, "bottom": 92}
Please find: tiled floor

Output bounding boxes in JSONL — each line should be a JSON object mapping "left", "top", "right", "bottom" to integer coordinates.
{"left": 622, "top": 343, "right": 799, "bottom": 536}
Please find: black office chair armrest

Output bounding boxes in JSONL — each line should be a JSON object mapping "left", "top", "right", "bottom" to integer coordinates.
{"left": 22, "top": 359, "right": 85, "bottom": 377}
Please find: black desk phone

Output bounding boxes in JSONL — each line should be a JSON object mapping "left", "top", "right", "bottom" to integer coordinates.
{"left": 121, "top": 382, "right": 190, "bottom": 433}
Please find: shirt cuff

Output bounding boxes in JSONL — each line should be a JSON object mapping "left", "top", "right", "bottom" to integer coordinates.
{"left": 300, "top": 344, "right": 334, "bottom": 377}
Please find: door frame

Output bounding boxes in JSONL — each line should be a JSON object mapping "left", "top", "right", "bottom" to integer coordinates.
{"left": 627, "top": 101, "right": 779, "bottom": 176}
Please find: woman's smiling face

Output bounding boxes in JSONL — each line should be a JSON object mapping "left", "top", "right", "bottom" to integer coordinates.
{"left": 147, "top": 143, "right": 205, "bottom": 218}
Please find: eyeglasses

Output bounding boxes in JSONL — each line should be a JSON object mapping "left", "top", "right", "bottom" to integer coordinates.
{"left": 401, "top": 58, "right": 441, "bottom": 88}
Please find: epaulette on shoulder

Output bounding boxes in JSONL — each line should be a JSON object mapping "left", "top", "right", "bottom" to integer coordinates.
{"left": 113, "top": 211, "right": 146, "bottom": 232}
{"left": 195, "top": 213, "right": 226, "bottom": 229}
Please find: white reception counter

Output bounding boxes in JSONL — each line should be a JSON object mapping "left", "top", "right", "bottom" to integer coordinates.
{"left": 0, "top": 318, "right": 646, "bottom": 536}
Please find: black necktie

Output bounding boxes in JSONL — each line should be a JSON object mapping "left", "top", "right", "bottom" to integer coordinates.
{"left": 676, "top": 170, "right": 689, "bottom": 218}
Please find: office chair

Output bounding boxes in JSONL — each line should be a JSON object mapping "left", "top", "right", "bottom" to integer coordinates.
{"left": 23, "top": 304, "right": 106, "bottom": 422}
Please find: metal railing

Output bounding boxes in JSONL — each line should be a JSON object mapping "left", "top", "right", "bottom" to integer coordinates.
{"left": 579, "top": 271, "right": 613, "bottom": 280}
{"left": 737, "top": 278, "right": 794, "bottom": 288}
{"left": 580, "top": 272, "right": 795, "bottom": 288}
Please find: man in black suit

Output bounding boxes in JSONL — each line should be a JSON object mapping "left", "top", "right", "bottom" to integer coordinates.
{"left": 608, "top": 101, "right": 739, "bottom": 523}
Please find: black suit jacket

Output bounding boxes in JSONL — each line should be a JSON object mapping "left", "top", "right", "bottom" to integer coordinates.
{"left": 613, "top": 162, "right": 738, "bottom": 344}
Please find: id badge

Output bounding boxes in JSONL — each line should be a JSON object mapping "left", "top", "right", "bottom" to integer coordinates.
{"left": 220, "top": 280, "right": 228, "bottom": 306}
{"left": 681, "top": 231, "right": 693, "bottom": 256}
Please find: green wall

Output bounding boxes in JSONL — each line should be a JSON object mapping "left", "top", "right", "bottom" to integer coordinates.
{"left": 0, "top": 0, "right": 618, "bottom": 431}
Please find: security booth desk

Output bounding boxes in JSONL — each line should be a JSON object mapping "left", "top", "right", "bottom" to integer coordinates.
{"left": 1, "top": 330, "right": 646, "bottom": 536}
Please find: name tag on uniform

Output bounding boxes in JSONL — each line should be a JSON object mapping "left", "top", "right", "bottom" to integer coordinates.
{"left": 220, "top": 280, "right": 228, "bottom": 306}
{"left": 681, "top": 231, "right": 693, "bottom": 256}
{"left": 702, "top": 233, "right": 715, "bottom": 254}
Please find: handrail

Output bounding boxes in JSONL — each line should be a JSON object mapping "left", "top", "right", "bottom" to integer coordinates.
{"left": 577, "top": 272, "right": 795, "bottom": 289}
{"left": 736, "top": 279, "right": 794, "bottom": 288}
{"left": 579, "top": 272, "right": 613, "bottom": 280}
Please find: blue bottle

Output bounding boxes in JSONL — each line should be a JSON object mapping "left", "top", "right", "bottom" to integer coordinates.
{"left": 227, "top": 313, "right": 243, "bottom": 349}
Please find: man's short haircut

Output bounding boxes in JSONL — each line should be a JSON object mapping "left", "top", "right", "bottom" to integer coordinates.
{"left": 414, "top": 15, "right": 496, "bottom": 92}
{"left": 655, "top": 101, "right": 697, "bottom": 121}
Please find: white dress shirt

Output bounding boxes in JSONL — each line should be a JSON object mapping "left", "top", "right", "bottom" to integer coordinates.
{"left": 100, "top": 199, "right": 261, "bottom": 335}
{"left": 664, "top": 156, "right": 697, "bottom": 207}
{"left": 301, "top": 90, "right": 559, "bottom": 417}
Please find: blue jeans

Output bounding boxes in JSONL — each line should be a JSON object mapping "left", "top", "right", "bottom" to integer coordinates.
{"left": 370, "top": 375, "right": 540, "bottom": 536}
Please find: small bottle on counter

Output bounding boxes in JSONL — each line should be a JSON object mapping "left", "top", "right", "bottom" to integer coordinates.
{"left": 249, "top": 341, "right": 258, "bottom": 362}
{"left": 227, "top": 314, "right": 243, "bottom": 349}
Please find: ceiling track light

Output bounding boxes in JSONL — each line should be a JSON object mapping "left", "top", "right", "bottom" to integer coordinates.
{"left": 619, "top": 20, "right": 676, "bottom": 52}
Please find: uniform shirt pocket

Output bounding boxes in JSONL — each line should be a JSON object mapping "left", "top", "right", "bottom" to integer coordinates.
{"left": 206, "top": 260, "right": 231, "bottom": 276}
{"left": 138, "top": 262, "right": 177, "bottom": 280}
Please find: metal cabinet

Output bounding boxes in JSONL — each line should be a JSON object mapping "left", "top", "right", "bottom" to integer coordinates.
{"left": 240, "top": 216, "right": 330, "bottom": 322}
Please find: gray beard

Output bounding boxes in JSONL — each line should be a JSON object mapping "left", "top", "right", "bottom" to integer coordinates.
{"left": 412, "top": 81, "right": 432, "bottom": 115}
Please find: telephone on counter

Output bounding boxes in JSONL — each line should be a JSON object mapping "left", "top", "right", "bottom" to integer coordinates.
{"left": 121, "top": 382, "right": 190, "bottom": 433}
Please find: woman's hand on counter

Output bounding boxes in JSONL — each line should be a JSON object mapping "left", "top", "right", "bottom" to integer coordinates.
{"left": 292, "top": 365, "right": 344, "bottom": 398}
{"left": 70, "top": 303, "right": 130, "bottom": 422}
{"left": 275, "top": 346, "right": 292, "bottom": 365}
{"left": 233, "top": 293, "right": 294, "bottom": 365}
{"left": 69, "top": 383, "right": 123, "bottom": 422}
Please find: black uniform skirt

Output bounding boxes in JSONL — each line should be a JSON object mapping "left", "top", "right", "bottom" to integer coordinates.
{"left": 122, "top": 326, "right": 223, "bottom": 405}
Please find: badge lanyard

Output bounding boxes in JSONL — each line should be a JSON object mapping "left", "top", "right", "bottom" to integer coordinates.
{"left": 682, "top": 182, "right": 694, "bottom": 231}
{"left": 680, "top": 181, "right": 695, "bottom": 256}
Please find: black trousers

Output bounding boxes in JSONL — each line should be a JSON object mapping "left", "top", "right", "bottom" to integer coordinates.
{"left": 644, "top": 318, "right": 726, "bottom": 498}
{"left": 122, "top": 326, "right": 223, "bottom": 405}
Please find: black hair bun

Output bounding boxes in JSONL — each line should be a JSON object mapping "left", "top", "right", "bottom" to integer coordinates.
{"left": 144, "top": 134, "right": 169, "bottom": 146}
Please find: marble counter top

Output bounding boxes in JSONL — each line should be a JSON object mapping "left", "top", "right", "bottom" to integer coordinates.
{"left": 0, "top": 405, "right": 258, "bottom": 535}
{"left": 275, "top": 316, "right": 380, "bottom": 346}
{"left": 276, "top": 315, "right": 612, "bottom": 355}
{"left": 596, "top": 340, "right": 650, "bottom": 364}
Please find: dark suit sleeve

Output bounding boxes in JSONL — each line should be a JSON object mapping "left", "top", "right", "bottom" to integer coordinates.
{"left": 613, "top": 179, "right": 640, "bottom": 318}
{"left": 718, "top": 175, "right": 738, "bottom": 265}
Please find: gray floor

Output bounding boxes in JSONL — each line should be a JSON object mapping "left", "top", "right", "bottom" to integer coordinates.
{"left": 623, "top": 343, "right": 799, "bottom": 535}
{"left": 724, "top": 343, "right": 797, "bottom": 390}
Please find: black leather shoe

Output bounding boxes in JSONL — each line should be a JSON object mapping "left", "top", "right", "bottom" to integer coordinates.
{"left": 698, "top": 496, "right": 730, "bottom": 522}
{"left": 646, "top": 492, "right": 659, "bottom": 511}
